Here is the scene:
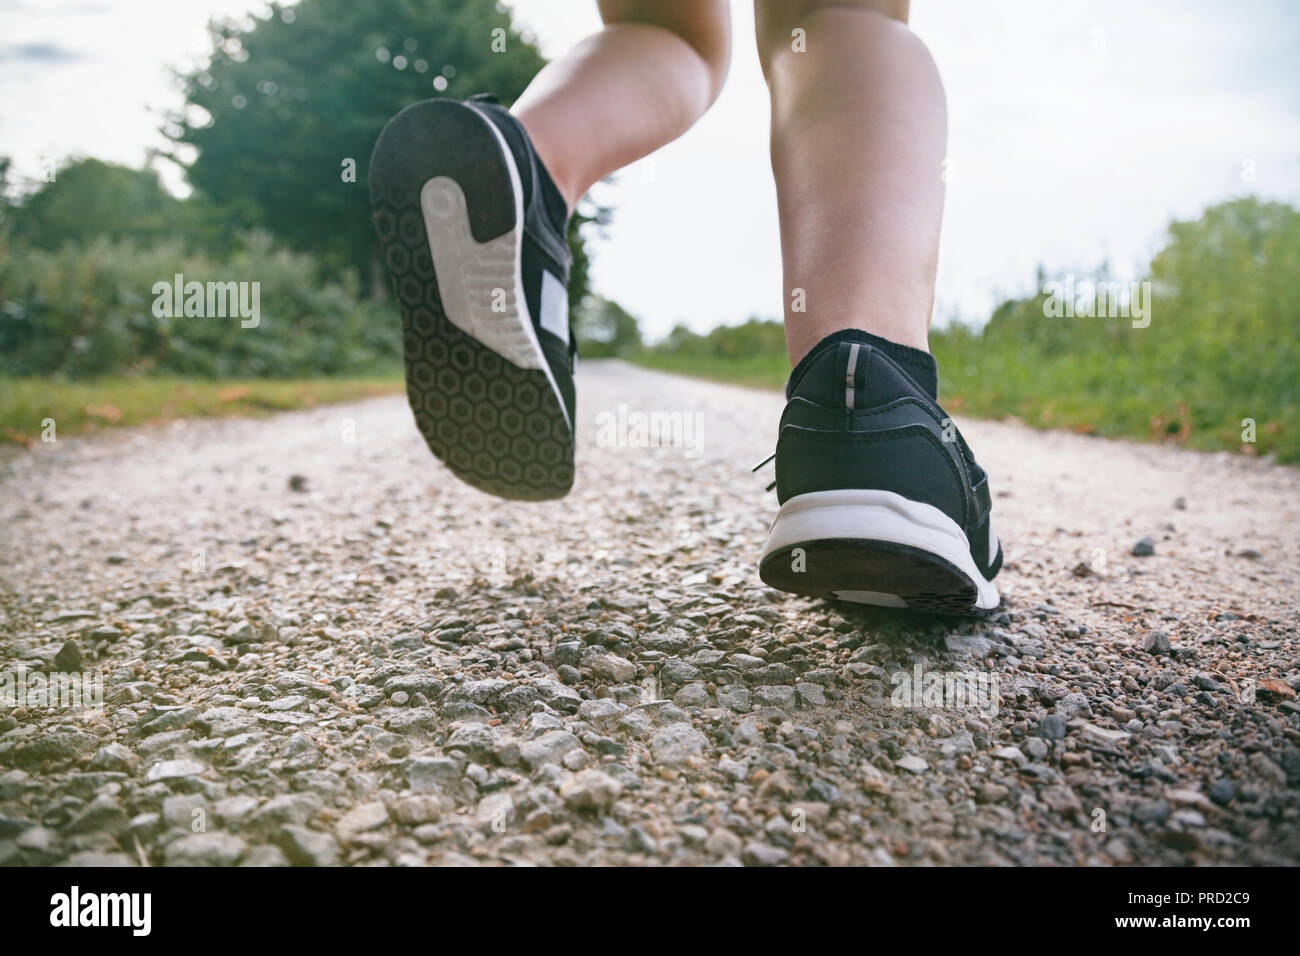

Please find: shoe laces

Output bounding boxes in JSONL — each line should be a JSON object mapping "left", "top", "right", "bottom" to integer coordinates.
{"left": 751, "top": 451, "right": 776, "bottom": 493}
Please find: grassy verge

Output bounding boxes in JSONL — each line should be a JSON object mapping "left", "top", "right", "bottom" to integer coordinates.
{"left": 4, "top": 356, "right": 1289, "bottom": 463}
{"left": 632, "top": 353, "right": 790, "bottom": 392}
{"left": 628, "top": 350, "right": 1294, "bottom": 463}
{"left": 0, "top": 374, "right": 403, "bottom": 446}
{"left": 925, "top": 344, "right": 1294, "bottom": 461}
{"left": 626, "top": 200, "right": 1300, "bottom": 464}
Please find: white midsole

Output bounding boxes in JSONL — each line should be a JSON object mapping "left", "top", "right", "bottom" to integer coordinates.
{"left": 761, "top": 488, "right": 1000, "bottom": 610}
{"left": 419, "top": 106, "right": 571, "bottom": 432}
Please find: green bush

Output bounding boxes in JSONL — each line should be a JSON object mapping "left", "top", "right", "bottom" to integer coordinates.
{"left": 0, "top": 233, "right": 400, "bottom": 379}
{"left": 5, "top": 158, "right": 220, "bottom": 253}
{"left": 655, "top": 317, "right": 788, "bottom": 360}
{"left": 634, "top": 197, "right": 1300, "bottom": 462}
{"left": 932, "top": 197, "right": 1300, "bottom": 458}
{"left": 574, "top": 295, "right": 643, "bottom": 357}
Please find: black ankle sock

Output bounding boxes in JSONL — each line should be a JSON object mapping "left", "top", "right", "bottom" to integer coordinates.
{"left": 787, "top": 329, "right": 939, "bottom": 401}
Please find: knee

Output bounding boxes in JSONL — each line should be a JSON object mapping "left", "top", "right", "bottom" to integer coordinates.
{"left": 755, "top": 0, "right": 910, "bottom": 76}
{"left": 686, "top": 19, "right": 732, "bottom": 106}
{"left": 599, "top": 0, "right": 732, "bottom": 104}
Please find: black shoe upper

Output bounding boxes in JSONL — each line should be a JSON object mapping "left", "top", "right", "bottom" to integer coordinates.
{"left": 775, "top": 336, "right": 1003, "bottom": 579}
{"left": 467, "top": 94, "right": 576, "bottom": 427}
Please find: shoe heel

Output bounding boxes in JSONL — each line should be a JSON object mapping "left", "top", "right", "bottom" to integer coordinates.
{"left": 759, "top": 489, "right": 1000, "bottom": 613}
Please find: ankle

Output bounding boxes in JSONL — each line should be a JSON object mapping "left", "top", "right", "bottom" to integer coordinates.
{"left": 789, "top": 328, "right": 938, "bottom": 400}
{"left": 511, "top": 107, "right": 580, "bottom": 214}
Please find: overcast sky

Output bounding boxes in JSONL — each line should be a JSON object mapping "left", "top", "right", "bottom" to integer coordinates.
{"left": 2, "top": 0, "right": 1297, "bottom": 339}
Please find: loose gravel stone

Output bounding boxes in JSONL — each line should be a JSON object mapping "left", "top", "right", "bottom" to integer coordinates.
{"left": 66, "top": 795, "right": 127, "bottom": 835}
{"left": 1134, "top": 800, "right": 1171, "bottom": 824}
{"left": 1080, "top": 723, "right": 1130, "bottom": 747}
{"left": 145, "top": 759, "right": 205, "bottom": 783}
{"left": 250, "top": 793, "right": 321, "bottom": 830}
{"left": 591, "top": 655, "right": 637, "bottom": 683}
{"left": 165, "top": 833, "right": 247, "bottom": 866}
{"left": 519, "top": 731, "right": 582, "bottom": 770}
{"left": 1056, "top": 693, "right": 1092, "bottom": 720}
{"left": 560, "top": 769, "right": 623, "bottom": 811}
{"left": 1132, "top": 536, "right": 1156, "bottom": 556}
{"left": 945, "top": 635, "right": 993, "bottom": 658}
{"left": 1036, "top": 715, "right": 1068, "bottom": 740}
{"left": 1208, "top": 779, "right": 1236, "bottom": 806}
{"left": 705, "top": 828, "right": 742, "bottom": 858}
{"left": 89, "top": 743, "right": 140, "bottom": 774}
{"left": 794, "top": 683, "right": 826, "bottom": 706}
{"left": 673, "top": 683, "right": 710, "bottom": 708}
{"left": 277, "top": 826, "right": 339, "bottom": 866}
{"left": 743, "top": 842, "right": 790, "bottom": 866}
{"left": 389, "top": 796, "right": 442, "bottom": 826}
{"left": 753, "top": 685, "right": 795, "bottom": 709}
{"left": 649, "top": 725, "right": 708, "bottom": 767}
{"left": 336, "top": 803, "right": 389, "bottom": 842}
{"left": 53, "top": 640, "right": 83, "bottom": 672}
{"left": 240, "top": 845, "right": 290, "bottom": 867}
{"left": 1142, "top": 632, "right": 1173, "bottom": 656}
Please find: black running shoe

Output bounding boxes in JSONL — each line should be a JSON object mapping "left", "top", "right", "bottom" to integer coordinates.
{"left": 369, "top": 94, "right": 575, "bottom": 500}
{"left": 758, "top": 333, "right": 1003, "bottom": 614}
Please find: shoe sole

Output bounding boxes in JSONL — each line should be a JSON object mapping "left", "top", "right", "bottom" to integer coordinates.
{"left": 369, "top": 99, "right": 573, "bottom": 501}
{"left": 759, "top": 489, "right": 1001, "bottom": 615}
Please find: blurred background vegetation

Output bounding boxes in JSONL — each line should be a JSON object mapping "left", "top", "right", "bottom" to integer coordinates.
{"left": 0, "top": 0, "right": 1295, "bottom": 463}
{"left": 637, "top": 197, "right": 1300, "bottom": 462}
{"left": 0, "top": 0, "right": 595, "bottom": 440}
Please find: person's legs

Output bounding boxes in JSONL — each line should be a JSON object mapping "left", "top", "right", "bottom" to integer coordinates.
{"left": 752, "top": 3, "right": 1002, "bottom": 614}
{"left": 754, "top": 0, "right": 945, "bottom": 362}
{"left": 512, "top": 0, "right": 732, "bottom": 210}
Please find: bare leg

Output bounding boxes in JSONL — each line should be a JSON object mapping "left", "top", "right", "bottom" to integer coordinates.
{"left": 755, "top": 0, "right": 946, "bottom": 362}
{"left": 512, "top": 0, "right": 732, "bottom": 211}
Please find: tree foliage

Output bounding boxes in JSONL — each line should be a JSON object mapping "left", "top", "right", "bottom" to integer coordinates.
{"left": 641, "top": 198, "right": 1300, "bottom": 460}
{"left": 169, "top": 0, "right": 560, "bottom": 295}
{"left": 574, "top": 295, "right": 642, "bottom": 357}
{"left": 5, "top": 159, "right": 201, "bottom": 251}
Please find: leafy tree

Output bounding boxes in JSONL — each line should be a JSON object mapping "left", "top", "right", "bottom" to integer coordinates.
{"left": 567, "top": 199, "right": 611, "bottom": 318}
{"left": 168, "top": 0, "right": 591, "bottom": 297}
{"left": 951, "top": 196, "right": 1299, "bottom": 453}
{"left": 647, "top": 317, "right": 786, "bottom": 359}
{"left": 574, "top": 295, "right": 642, "bottom": 357}
{"left": 0, "top": 156, "right": 13, "bottom": 223}
{"left": 979, "top": 196, "right": 1300, "bottom": 397}
{"left": 1147, "top": 196, "right": 1299, "bottom": 396}
{"left": 5, "top": 158, "right": 199, "bottom": 251}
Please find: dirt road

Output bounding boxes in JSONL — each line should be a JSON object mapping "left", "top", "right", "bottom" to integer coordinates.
{"left": 1, "top": 361, "right": 1297, "bottom": 865}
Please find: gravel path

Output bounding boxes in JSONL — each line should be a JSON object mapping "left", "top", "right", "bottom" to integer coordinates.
{"left": 2, "top": 360, "right": 1298, "bottom": 866}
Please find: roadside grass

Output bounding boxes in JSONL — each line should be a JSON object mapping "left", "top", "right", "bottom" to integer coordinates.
{"left": 0, "top": 374, "right": 404, "bottom": 446}
{"left": 631, "top": 352, "right": 790, "bottom": 392}
{"left": 925, "top": 344, "right": 1294, "bottom": 461}
{"left": 2, "top": 355, "right": 1289, "bottom": 464}
{"left": 626, "top": 199, "right": 1300, "bottom": 465}
{"left": 628, "top": 346, "right": 1295, "bottom": 463}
